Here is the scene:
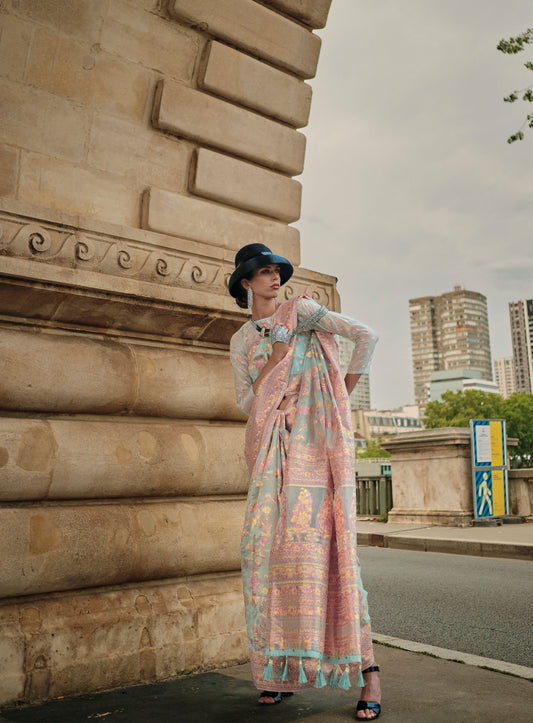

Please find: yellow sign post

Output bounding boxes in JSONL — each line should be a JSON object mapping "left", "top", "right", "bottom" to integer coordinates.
{"left": 470, "top": 419, "right": 508, "bottom": 519}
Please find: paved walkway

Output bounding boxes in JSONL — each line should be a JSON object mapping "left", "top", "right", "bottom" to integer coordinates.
{"left": 2, "top": 521, "right": 532, "bottom": 722}
{"left": 356, "top": 519, "right": 533, "bottom": 560}
{"left": 2, "top": 643, "right": 532, "bottom": 722}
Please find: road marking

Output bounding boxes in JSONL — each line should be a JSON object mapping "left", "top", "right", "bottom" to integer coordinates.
{"left": 373, "top": 633, "right": 533, "bottom": 680}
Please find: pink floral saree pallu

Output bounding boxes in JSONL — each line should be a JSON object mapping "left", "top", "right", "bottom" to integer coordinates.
{"left": 242, "top": 297, "right": 374, "bottom": 692}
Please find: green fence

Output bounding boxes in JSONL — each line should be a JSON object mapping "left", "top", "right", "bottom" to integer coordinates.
{"left": 355, "top": 459, "right": 393, "bottom": 517}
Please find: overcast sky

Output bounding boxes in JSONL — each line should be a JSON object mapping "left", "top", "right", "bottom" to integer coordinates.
{"left": 297, "top": 0, "right": 532, "bottom": 410}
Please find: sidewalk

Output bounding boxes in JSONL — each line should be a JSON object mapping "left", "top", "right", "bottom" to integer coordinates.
{"left": 2, "top": 643, "right": 532, "bottom": 722}
{"left": 356, "top": 520, "right": 533, "bottom": 561}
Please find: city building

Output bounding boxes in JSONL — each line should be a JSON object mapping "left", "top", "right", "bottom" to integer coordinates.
{"left": 509, "top": 299, "right": 533, "bottom": 393}
{"left": 429, "top": 369, "right": 499, "bottom": 402}
{"left": 409, "top": 284, "right": 492, "bottom": 407}
{"left": 337, "top": 336, "right": 371, "bottom": 410}
{"left": 353, "top": 406, "right": 423, "bottom": 440}
{"left": 493, "top": 357, "right": 516, "bottom": 399}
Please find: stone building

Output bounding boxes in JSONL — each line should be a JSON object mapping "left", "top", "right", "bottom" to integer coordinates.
{"left": 0, "top": 0, "right": 336, "bottom": 706}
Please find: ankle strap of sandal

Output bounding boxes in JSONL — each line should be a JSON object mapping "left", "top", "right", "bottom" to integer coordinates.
{"left": 362, "top": 665, "right": 380, "bottom": 674}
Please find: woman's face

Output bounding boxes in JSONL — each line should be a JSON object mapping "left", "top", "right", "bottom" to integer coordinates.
{"left": 242, "top": 264, "right": 281, "bottom": 301}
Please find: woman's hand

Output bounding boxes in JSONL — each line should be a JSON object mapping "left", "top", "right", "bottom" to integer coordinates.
{"left": 271, "top": 341, "right": 289, "bottom": 362}
{"left": 345, "top": 373, "right": 361, "bottom": 395}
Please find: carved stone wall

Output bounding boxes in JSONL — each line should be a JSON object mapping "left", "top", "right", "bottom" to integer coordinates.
{"left": 0, "top": 0, "right": 334, "bottom": 706}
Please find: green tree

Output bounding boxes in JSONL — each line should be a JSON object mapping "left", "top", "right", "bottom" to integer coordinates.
{"left": 356, "top": 438, "right": 391, "bottom": 459}
{"left": 424, "top": 389, "right": 503, "bottom": 428}
{"left": 497, "top": 27, "right": 533, "bottom": 143}
{"left": 424, "top": 390, "right": 533, "bottom": 465}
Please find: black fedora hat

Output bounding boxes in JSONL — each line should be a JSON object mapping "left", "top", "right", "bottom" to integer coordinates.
{"left": 228, "top": 243, "right": 293, "bottom": 299}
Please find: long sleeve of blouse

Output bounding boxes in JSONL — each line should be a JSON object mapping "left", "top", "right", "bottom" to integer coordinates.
{"left": 297, "top": 296, "right": 378, "bottom": 375}
{"left": 229, "top": 297, "right": 378, "bottom": 415}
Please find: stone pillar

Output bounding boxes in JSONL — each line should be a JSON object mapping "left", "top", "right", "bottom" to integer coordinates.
{"left": 0, "top": 0, "right": 335, "bottom": 706}
{"left": 382, "top": 428, "right": 475, "bottom": 527}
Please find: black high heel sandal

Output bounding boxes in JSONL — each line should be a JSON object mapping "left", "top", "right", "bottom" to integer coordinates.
{"left": 356, "top": 665, "right": 381, "bottom": 720}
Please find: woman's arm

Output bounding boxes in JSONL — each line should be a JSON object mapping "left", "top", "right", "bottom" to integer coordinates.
{"left": 251, "top": 341, "right": 289, "bottom": 394}
{"left": 297, "top": 296, "right": 378, "bottom": 390}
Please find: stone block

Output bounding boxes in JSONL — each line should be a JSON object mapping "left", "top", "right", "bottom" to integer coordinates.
{"left": 0, "top": 13, "right": 33, "bottom": 83}
{"left": 18, "top": 152, "right": 140, "bottom": 227}
{"left": 153, "top": 79, "right": 306, "bottom": 175}
{"left": 7, "top": 0, "right": 108, "bottom": 43}
{"left": 199, "top": 40, "right": 312, "bottom": 128}
{"left": 101, "top": 0, "right": 199, "bottom": 83}
{"left": 0, "top": 145, "right": 18, "bottom": 197}
{"left": 0, "top": 328, "right": 242, "bottom": 420}
{"left": 169, "top": 0, "right": 321, "bottom": 79}
{"left": 0, "top": 574, "right": 246, "bottom": 706}
{"left": 88, "top": 114, "right": 190, "bottom": 191}
{"left": 263, "top": 0, "right": 332, "bottom": 29}
{"left": 0, "top": 80, "right": 90, "bottom": 164}
{"left": 142, "top": 187, "right": 301, "bottom": 262}
{"left": 27, "top": 28, "right": 153, "bottom": 123}
{"left": 0, "top": 500, "right": 245, "bottom": 597}
{"left": 0, "top": 418, "right": 247, "bottom": 500}
{"left": 192, "top": 148, "right": 302, "bottom": 222}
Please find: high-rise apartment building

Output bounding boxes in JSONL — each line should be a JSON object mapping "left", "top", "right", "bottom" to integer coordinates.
{"left": 337, "top": 336, "right": 372, "bottom": 410}
{"left": 509, "top": 299, "right": 533, "bottom": 393}
{"left": 409, "top": 284, "right": 492, "bottom": 407}
{"left": 493, "top": 357, "right": 516, "bottom": 399}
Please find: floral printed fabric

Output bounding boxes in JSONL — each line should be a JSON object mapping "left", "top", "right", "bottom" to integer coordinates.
{"left": 229, "top": 296, "right": 379, "bottom": 692}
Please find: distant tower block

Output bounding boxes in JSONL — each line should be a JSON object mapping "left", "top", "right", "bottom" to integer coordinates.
{"left": 494, "top": 357, "right": 516, "bottom": 399}
{"left": 337, "top": 336, "right": 371, "bottom": 409}
{"left": 509, "top": 299, "right": 533, "bottom": 394}
{"left": 409, "top": 285, "right": 492, "bottom": 407}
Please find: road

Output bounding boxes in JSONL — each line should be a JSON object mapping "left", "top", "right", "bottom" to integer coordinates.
{"left": 358, "top": 547, "right": 533, "bottom": 668}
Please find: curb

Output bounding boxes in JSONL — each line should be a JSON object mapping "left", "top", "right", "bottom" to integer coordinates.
{"left": 372, "top": 633, "right": 533, "bottom": 680}
{"left": 357, "top": 533, "right": 533, "bottom": 561}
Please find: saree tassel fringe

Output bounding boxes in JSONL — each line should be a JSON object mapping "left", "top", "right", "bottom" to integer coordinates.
{"left": 338, "top": 666, "right": 352, "bottom": 691}
{"left": 279, "top": 659, "right": 289, "bottom": 682}
{"left": 262, "top": 659, "right": 274, "bottom": 682}
{"left": 298, "top": 658, "right": 308, "bottom": 684}
{"left": 315, "top": 665, "right": 327, "bottom": 689}
{"left": 328, "top": 667, "right": 339, "bottom": 689}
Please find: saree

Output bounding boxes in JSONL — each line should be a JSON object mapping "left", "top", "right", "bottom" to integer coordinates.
{"left": 232, "top": 296, "right": 376, "bottom": 691}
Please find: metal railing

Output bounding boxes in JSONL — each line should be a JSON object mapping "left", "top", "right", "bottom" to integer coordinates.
{"left": 356, "top": 476, "right": 393, "bottom": 517}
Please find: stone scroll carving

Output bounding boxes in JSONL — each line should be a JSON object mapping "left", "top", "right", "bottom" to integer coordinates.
{"left": 0, "top": 214, "right": 332, "bottom": 307}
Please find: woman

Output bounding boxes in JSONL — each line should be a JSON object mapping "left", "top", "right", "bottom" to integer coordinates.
{"left": 228, "top": 243, "right": 382, "bottom": 720}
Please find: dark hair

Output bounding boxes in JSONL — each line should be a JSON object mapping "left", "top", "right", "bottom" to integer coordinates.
{"left": 235, "top": 269, "right": 256, "bottom": 309}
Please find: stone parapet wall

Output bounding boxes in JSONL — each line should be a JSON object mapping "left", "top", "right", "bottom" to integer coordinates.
{"left": 0, "top": 0, "right": 334, "bottom": 706}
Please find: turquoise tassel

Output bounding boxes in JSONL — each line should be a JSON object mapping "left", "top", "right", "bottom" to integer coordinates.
{"left": 358, "top": 668, "right": 365, "bottom": 687}
{"left": 328, "top": 667, "right": 338, "bottom": 689}
{"left": 315, "top": 664, "right": 326, "bottom": 688}
{"left": 280, "top": 659, "right": 289, "bottom": 682}
{"left": 298, "top": 658, "right": 308, "bottom": 683}
{"left": 338, "top": 666, "right": 351, "bottom": 690}
{"left": 262, "top": 659, "right": 274, "bottom": 682}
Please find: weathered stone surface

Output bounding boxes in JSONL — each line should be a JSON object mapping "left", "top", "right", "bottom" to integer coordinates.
{"left": 169, "top": 0, "right": 321, "bottom": 78}
{"left": 88, "top": 114, "right": 190, "bottom": 192}
{"left": 27, "top": 27, "right": 153, "bottom": 123}
{"left": 153, "top": 79, "right": 306, "bottom": 175}
{"left": 0, "top": 145, "right": 18, "bottom": 197}
{"left": 0, "top": 418, "right": 247, "bottom": 500}
{"left": 100, "top": 0, "right": 200, "bottom": 83}
{"left": 142, "top": 187, "right": 301, "bottom": 262}
{"left": 18, "top": 152, "right": 140, "bottom": 227}
{"left": 0, "top": 328, "right": 241, "bottom": 421}
{"left": 0, "top": 80, "right": 90, "bottom": 164}
{"left": 192, "top": 148, "right": 302, "bottom": 222}
{"left": 509, "top": 469, "right": 533, "bottom": 518}
{"left": 6, "top": 0, "right": 108, "bottom": 43}
{"left": 383, "top": 429, "right": 474, "bottom": 527}
{"left": 199, "top": 41, "right": 312, "bottom": 128}
{"left": 0, "top": 573, "right": 246, "bottom": 706}
{"left": 0, "top": 13, "right": 32, "bottom": 83}
{"left": 0, "top": 500, "right": 244, "bottom": 598}
{"left": 263, "top": 0, "right": 332, "bottom": 29}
